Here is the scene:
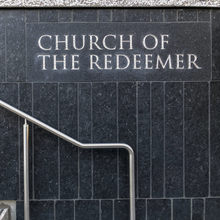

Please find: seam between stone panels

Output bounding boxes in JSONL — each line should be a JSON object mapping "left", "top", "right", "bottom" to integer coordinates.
{"left": 191, "top": 198, "right": 193, "bottom": 220}
{"left": 110, "top": 9, "right": 113, "bottom": 22}
{"left": 124, "top": 9, "right": 127, "bottom": 22}
{"left": 78, "top": 83, "right": 81, "bottom": 198}
{"left": 171, "top": 198, "right": 173, "bottom": 220}
{"left": 3, "top": 23, "right": 5, "bottom": 82}
{"left": 183, "top": 82, "right": 185, "bottom": 198}
{"left": 91, "top": 82, "right": 94, "bottom": 199}
{"left": 97, "top": 9, "right": 99, "bottom": 22}
{"left": 177, "top": 9, "right": 180, "bottom": 22}
{"left": 122, "top": 9, "right": 125, "bottom": 22}
{"left": 25, "top": 10, "right": 27, "bottom": 82}
{"left": 53, "top": 200, "right": 56, "bottom": 220}
{"left": 136, "top": 81, "right": 139, "bottom": 198}
{"left": 162, "top": 9, "right": 165, "bottom": 22}
{"left": 202, "top": 198, "right": 205, "bottom": 220}
{"left": 3, "top": 81, "right": 212, "bottom": 84}
{"left": 11, "top": 80, "right": 213, "bottom": 84}
{"left": 4, "top": 24, "right": 7, "bottom": 82}
{"left": 150, "top": 82, "right": 152, "bottom": 199}
{"left": 163, "top": 9, "right": 165, "bottom": 22}
{"left": 32, "top": 82, "right": 35, "bottom": 199}
{"left": 163, "top": 82, "right": 166, "bottom": 198}
{"left": 74, "top": 200, "right": 76, "bottom": 220}
{"left": 18, "top": 83, "right": 21, "bottom": 200}
{"left": 175, "top": 9, "right": 178, "bottom": 21}
{"left": 58, "top": 83, "right": 60, "bottom": 200}
{"left": 116, "top": 81, "right": 119, "bottom": 199}
{"left": 210, "top": 10, "right": 213, "bottom": 81}
{"left": 10, "top": 197, "right": 204, "bottom": 202}
{"left": 57, "top": 137, "right": 60, "bottom": 199}
{"left": 208, "top": 81, "right": 211, "bottom": 197}
{"left": 37, "top": 10, "right": 39, "bottom": 22}
{"left": 99, "top": 199, "right": 101, "bottom": 220}
{"left": 112, "top": 199, "right": 115, "bottom": 220}
{"left": 77, "top": 83, "right": 80, "bottom": 200}
{"left": 71, "top": 10, "right": 73, "bottom": 22}
{"left": 146, "top": 198, "right": 148, "bottom": 220}
{"left": 150, "top": 10, "right": 152, "bottom": 22}
{"left": 33, "top": 21, "right": 211, "bottom": 24}
{"left": 90, "top": 82, "right": 92, "bottom": 199}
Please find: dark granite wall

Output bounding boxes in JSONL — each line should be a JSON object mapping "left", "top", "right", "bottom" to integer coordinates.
{"left": 0, "top": 8, "right": 220, "bottom": 220}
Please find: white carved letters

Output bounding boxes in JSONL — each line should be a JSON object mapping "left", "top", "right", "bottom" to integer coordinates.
{"left": 37, "top": 33, "right": 202, "bottom": 71}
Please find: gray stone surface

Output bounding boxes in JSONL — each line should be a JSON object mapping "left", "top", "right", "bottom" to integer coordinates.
{"left": 26, "top": 22, "right": 211, "bottom": 82}
{"left": 0, "top": 0, "right": 219, "bottom": 7}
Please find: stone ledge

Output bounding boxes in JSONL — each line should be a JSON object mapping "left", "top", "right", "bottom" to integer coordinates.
{"left": 0, "top": 0, "right": 219, "bottom": 8}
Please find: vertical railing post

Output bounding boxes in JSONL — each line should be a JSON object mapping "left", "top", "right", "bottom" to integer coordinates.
{"left": 129, "top": 151, "right": 136, "bottom": 220}
{"left": 0, "top": 100, "right": 136, "bottom": 220}
{"left": 23, "top": 119, "right": 30, "bottom": 220}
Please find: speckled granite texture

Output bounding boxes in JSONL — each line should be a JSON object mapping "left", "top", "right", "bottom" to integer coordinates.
{"left": 0, "top": 0, "right": 220, "bottom": 7}
{"left": 0, "top": 8, "right": 220, "bottom": 220}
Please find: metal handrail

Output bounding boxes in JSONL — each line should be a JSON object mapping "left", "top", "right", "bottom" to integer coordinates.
{"left": 0, "top": 99, "right": 136, "bottom": 220}
{"left": 0, "top": 204, "right": 10, "bottom": 220}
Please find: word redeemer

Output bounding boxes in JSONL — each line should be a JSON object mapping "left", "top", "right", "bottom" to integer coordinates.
{"left": 37, "top": 34, "right": 202, "bottom": 70}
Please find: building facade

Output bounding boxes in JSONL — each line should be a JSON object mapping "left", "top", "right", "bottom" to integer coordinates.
{"left": 0, "top": 2, "right": 220, "bottom": 220}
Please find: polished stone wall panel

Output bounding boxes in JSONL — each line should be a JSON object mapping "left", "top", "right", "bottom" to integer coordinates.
{"left": 151, "top": 82, "right": 164, "bottom": 198}
{"left": 192, "top": 199, "right": 204, "bottom": 220}
{"left": 39, "top": 10, "right": 58, "bottom": 22}
{"left": 198, "top": 9, "right": 210, "bottom": 21}
{"left": 75, "top": 200, "right": 99, "bottom": 220}
{"left": 101, "top": 200, "right": 113, "bottom": 220}
{"left": 178, "top": 9, "right": 198, "bottom": 21}
{"left": 19, "top": 83, "right": 33, "bottom": 200}
{"left": 184, "top": 83, "right": 209, "bottom": 197}
{"left": 147, "top": 199, "right": 171, "bottom": 220}
{"left": 58, "top": 9, "right": 72, "bottom": 22}
{"left": 210, "top": 82, "right": 220, "bottom": 196}
{"left": 118, "top": 82, "right": 137, "bottom": 198}
{"left": 205, "top": 198, "right": 220, "bottom": 220}
{"left": 26, "top": 10, "right": 39, "bottom": 23}
{"left": 78, "top": 83, "right": 92, "bottom": 199}
{"left": 164, "top": 9, "right": 178, "bottom": 22}
{"left": 5, "top": 10, "right": 25, "bottom": 82}
{"left": 33, "top": 83, "right": 58, "bottom": 199}
{"left": 92, "top": 83, "right": 117, "bottom": 199}
{"left": 59, "top": 83, "right": 78, "bottom": 199}
{"left": 114, "top": 200, "right": 129, "bottom": 220}
{"left": 0, "top": 13, "right": 5, "bottom": 82}
{"left": 137, "top": 82, "right": 150, "bottom": 198}
{"left": 173, "top": 199, "right": 191, "bottom": 220}
{"left": 98, "top": 9, "right": 112, "bottom": 22}
{"left": 55, "top": 201, "right": 75, "bottom": 220}
{"left": 26, "top": 22, "right": 211, "bottom": 82}
{"left": 72, "top": 9, "right": 98, "bottom": 22}
{"left": 150, "top": 9, "right": 164, "bottom": 22}
{"left": 16, "top": 201, "right": 54, "bottom": 220}
{"left": 112, "top": 9, "right": 125, "bottom": 22}
{"left": 136, "top": 199, "right": 146, "bottom": 220}
{"left": 0, "top": 83, "right": 18, "bottom": 200}
{"left": 212, "top": 10, "right": 220, "bottom": 80}
{"left": 165, "top": 82, "right": 183, "bottom": 197}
